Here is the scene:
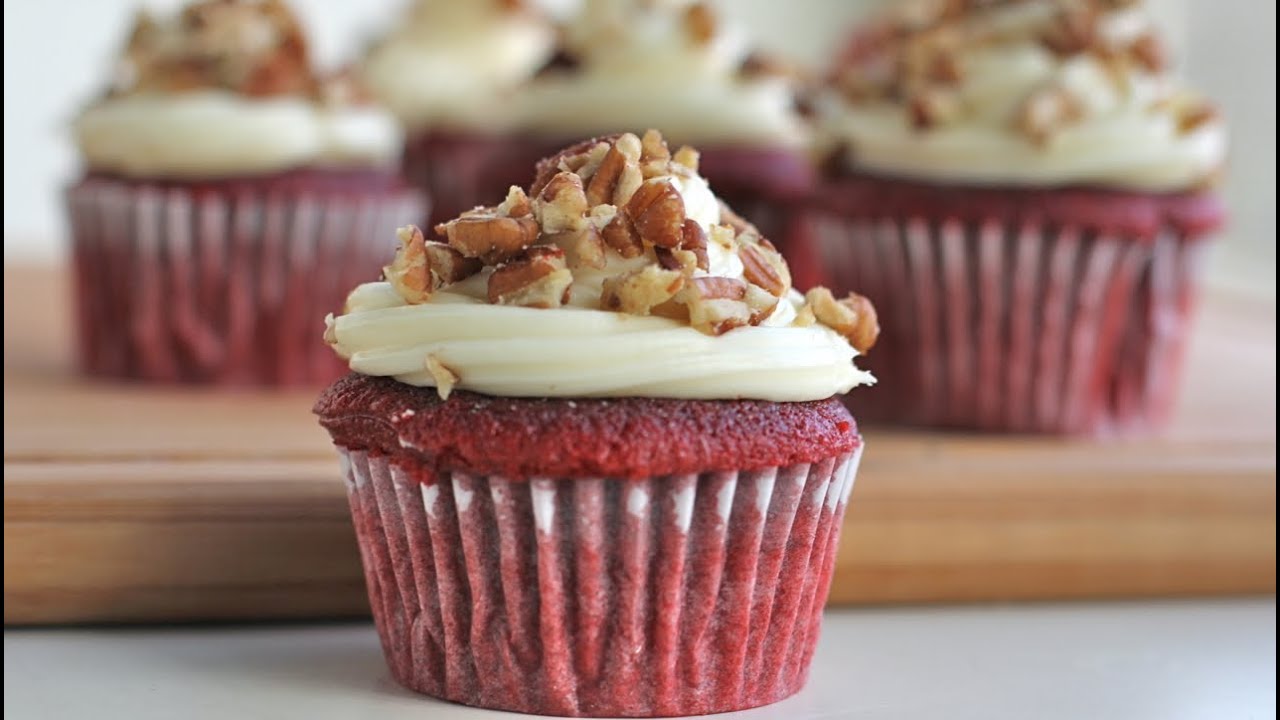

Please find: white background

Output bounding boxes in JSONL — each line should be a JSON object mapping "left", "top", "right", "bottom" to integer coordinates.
{"left": 3, "top": 0, "right": 1274, "bottom": 299}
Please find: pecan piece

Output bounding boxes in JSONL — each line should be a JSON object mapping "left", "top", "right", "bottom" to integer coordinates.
{"left": 1129, "top": 32, "right": 1166, "bottom": 73}
{"left": 384, "top": 226, "right": 479, "bottom": 303}
{"left": 487, "top": 246, "right": 573, "bottom": 308}
{"left": 497, "top": 185, "right": 532, "bottom": 218}
{"left": 683, "top": 3, "right": 716, "bottom": 45}
{"left": 601, "top": 265, "right": 686, "bottom": 315}
{"left": 626, "top": 179, "right": 686, "bottom": 249}
{"left": 655, "top": 247, "right": 701, "bottom": 275}
{"left": 424, "top": 354, "right": 458, "bottom": 400}
{"left": 910, "top": 88, "right": 963, "bottom": 130}
{"left": 1039, "top": 5, "right": 1097, "bottom": 57}
{"left": 806, "top": 287, "right": 879, "bottom": 353}
{"left": 678, "top": 277, "right": 752, "bottom": 335}
{"left": 1014, "top": 86, "right": 1083, "bottom": 145}
{"left": 1177, "top": 102, "right": 1219, "bottom": 134}
{"left": 536, "top": 171, "right": 589, "bottom": 232}
{"left": 549, "top": 226, "right": 606, "bottom": 270}
{"left": 679, "top": 219, "right": 710, "bottom": 272}
{"left": 739, "top": 242, "right": 791, "bottom": 297}
{"left": 436, "top": 211, "right": 540, "bottom": 264}
{"left": 586, "top": 133, "right": 642, "bottom": 206}
{"left": 602, "top": 212, "right": 645, "bottom": 258}
{"left": 672, "top": 145, "right": 700, "bottom": 173}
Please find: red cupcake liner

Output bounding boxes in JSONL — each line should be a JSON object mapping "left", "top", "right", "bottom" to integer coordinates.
{"left": 805, "top": 213, "right": 1211, "bottom": 433}
{"left": 65, "top": 174, "right": 424, "bottom": 385}
{"left": 337, "top": 444, "right": 862, "bottom": 717}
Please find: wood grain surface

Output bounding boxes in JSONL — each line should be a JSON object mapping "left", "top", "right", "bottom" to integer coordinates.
{"left": 3, "top": 267, "right": 1275, "bottom": 623}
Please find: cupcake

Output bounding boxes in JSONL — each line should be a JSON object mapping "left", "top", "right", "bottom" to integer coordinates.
{"left": 360, "top": 1, "right": 556, "bottom": 225}
{"left": 805, "top": 0, "right": 1226, "bottom": 433}
{"left": 316, "top": 131, "right": 878, "bottom": 716}
{"left": 68, "top": 0, "right": 423, "bottom": 385}
{"left": 494, "top": 0, "right": 813, "bottom": 251}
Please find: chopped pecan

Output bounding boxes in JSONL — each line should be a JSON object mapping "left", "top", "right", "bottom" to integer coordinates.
{"left": 626, "top": 180, "right": 686, "bottom": 249}
{"left": 497, "top": 185, "right": 533, "bottom": 218}
{"left": 1128, "top": 32, "right": 1166, "bottom": 73}
{"left": 1177, "top": 102, "right": 1219, "bottom": 134}
{"left": 683, "top": 3, "right": 716, "bottom": 45}
{"left": 708, "top": 223, "right": 736, "bottom": 251}
{"left": 1039, "top": 5, "right": 1097, "bottom": 57}
{"left": 602, "top": 213, "right": 645, "bottom": 258}
{"left": 744, "top": 284, "right": 780, "bottom": 324}
{"left": 537, "top": 172, "right": 589, "bottom": 232}
{"left": 794, "top": 303, "right": 817, "bottom": 327}
{"left": 600, "top": 265, "right": 686, "bottom": 315}
{"left": 739, "top": 242, "right": 791, "bottom": 297}
{"left": 672, "top": 145, "right": 700, "bottom": 173}
{"left": 678, "top": 277, "right": 752, "bottom": 335}
{"left": 1014, "top": 86, "right": 1083, "bottom": 144}
{"left": 487, "top": 246, "right": 573, "bottom": 308}
{"left": 424, "top": 354, "right": 458, "bottom": 400}
{"left": 909, "top": 88, "right": 963, "bottom": 130}
{"left": 586, "top": 134, "right": 642, "bottom": 206}
{"left": 655, "top": 247, "right": 701, "bottom": 275}
{"left": 688, "top": 276, "right": 747, "bottom": 301}
{"left": 424, "top": 241, "right": 483, "bottom": 288}
{"left": 679, "top": 219, "right": 710, "bottom": 272}
{"left": 718, "top": 202, "right": 759, "bottom": 237}
{"left": 550, "top": 226, "right": 606, "bottom": 270}
{"left": 384, "top": 225, "right": 431, "bottom": 303}
{"left": 436, "top": 211, "right": 541, "bottom": 264}
{"left": 531, "top": 135, "right": 618, "bottom": 196}
{"left": 806, "top": 287, "right": 879, "bottom": 353}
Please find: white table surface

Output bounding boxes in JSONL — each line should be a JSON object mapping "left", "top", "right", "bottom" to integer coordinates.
{"left": 5, "top": 599, "right": 1275, "bottom": 720}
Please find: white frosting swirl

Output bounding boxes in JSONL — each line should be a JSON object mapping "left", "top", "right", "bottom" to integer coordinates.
{"left": 515, "top": 0, "right": 805, "bottom": 146}
{"left": 328, "top": 283, "right": 868, "bottom": 401}
{"left": 75, "top": 90, "right": 402, "bottom": 178}
{"left": 360, "top": 1, "right": 556, "bottom": 132}
{"left": 821, "top": 2, "right": 1226, "bottom": 190}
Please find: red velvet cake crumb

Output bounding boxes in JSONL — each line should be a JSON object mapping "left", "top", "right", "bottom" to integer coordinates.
{"left": 315, "top": 373, "right": 860, "bottom": 481}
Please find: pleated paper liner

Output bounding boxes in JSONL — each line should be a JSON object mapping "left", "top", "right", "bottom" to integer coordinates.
{"left": 65, "top": 173, "right": 424, "bottom": 386}
{"left": 339, "top": 446, "right": 862, "bottom": 717}
{"left": 807, "top": 215, "right": 1211, "bottom": 434}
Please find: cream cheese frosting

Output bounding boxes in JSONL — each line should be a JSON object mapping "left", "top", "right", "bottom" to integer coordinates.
{"left": 360, "top": 1, "right": 556, "bottom": 133}
{"left": 75, "top": 0, "right": 402, "bottom": 178}
{"left": 820, "top": 0, "right": 1226, "bottom": 191}
{"left": 76, "top": 91, "right": 401, "bottom": 178}
{"left": 326, "top": 131, "right": 876, "bottom": 401}
{"left": 514, "top": 0, "right": 806, "bottom": 147}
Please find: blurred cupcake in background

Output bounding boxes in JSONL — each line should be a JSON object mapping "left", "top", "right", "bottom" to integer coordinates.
{"left": 505, "top": 0, "right": 814, "bottom": 251}
{"left": 69, "top": 0, "right": 422, "bottom": 385}
{"left": 805, "top": 0, "right": 1226, "bottom": 434}
{"left": 360, "top": 0, "right": 556, "bottom": 225}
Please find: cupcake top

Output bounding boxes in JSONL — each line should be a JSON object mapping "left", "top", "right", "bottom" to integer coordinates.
{"left": 75, "top": 0, "right": 402, "bottom": 179}
{"left": 513, "top": 0, "right": 806, "bottom": 147}
{"left": 326, "top": 130, "right": 877, "bottom": 401}
{"left": 360, "top": 0, "right": 556, "bottom": 133}
{"left": 817, "top": 0, "right": 1226, "bottom": 191}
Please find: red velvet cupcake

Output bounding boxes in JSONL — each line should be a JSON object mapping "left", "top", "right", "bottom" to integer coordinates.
{"left": 315, "top": 132, "right": 878, "bottom": 716}
{"left": 68, "top": 0, "right": 423, "bottom": 385}
{"left": 802, "top": 0, "right": 1227, "bottom": 434}
{"left": 359, "top": 1, "right": 557, "bottom": 226}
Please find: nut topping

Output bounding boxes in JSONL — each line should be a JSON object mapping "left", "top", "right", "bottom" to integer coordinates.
{"left": 806, "top": 287, "right": 880, "bottom": 353}
{"left": 601, "top": 212, "right": 645, "bottom": 258}
{"left": 626, "top": 179, "right": 686, "bottom": 249}
{"left": 601, "top": 265, "right": 685, "bottom": 315}
{"left": 739, "top": 242, "right": 790, "bottom": 297}
{"left": 436, "top": 211, "right": 540, "bottom": 264}
{"left": 487, "top": 246, "right": 573, "bottom": 308}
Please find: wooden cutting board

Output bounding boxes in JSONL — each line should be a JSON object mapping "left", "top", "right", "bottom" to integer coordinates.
{"left": 3, "top": 266, "right": 1275, "bottom": 624}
